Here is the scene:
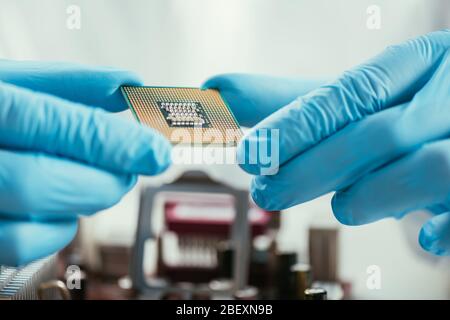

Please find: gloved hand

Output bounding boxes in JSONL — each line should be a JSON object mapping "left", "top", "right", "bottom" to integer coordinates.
{"left": 203, "top": 73, "right": 328, "bottom": 127}
{"left": 207, "top": 30, "right": 450, "bottom": 256}
{"left": 0, "top": 60, "right": 172, "bottom": 266}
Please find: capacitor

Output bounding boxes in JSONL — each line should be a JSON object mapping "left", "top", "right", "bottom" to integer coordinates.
{"left": 276, "top": 252, "right": 298, "bottom": 299}
{"left": 291, "top": 263, "right": 312, "bottom": 300}
{"left": 304, "top": 287, "right": 327, "bottom": 300}
{"left": 233, "top": 286, "right": 259, "bottom": 300}
{"left": 216, "top": 241, "right": 233, "bottom": 279}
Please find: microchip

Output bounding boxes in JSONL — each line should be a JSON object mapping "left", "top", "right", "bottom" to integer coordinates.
{"left": 121, "top": 86, "right": 242, "bottom": 146}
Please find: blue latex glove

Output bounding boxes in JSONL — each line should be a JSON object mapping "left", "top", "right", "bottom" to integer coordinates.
{"left": 206, "top": 30, "right": 450, "bottom": 256}
{"left": 0, "top": 60, "right": 172, "bottom": 266}
{"left": 203, "top": 73, "right": 328, "bottom": 127}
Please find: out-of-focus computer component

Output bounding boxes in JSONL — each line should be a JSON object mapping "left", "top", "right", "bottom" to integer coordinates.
{"left": 304, "top": 287, "right": 327, "bottom": 300}
{"left": 130, "top": 171, "right": 277, "bottom": 299}
{"left": 309, "top": 228, "right": 338, "bottom": 282}
{"left": 0, "top": 255, "right": 68, "bottom": 300}
{"left": 157, "top": 194, "right": 271, "bottom": 283}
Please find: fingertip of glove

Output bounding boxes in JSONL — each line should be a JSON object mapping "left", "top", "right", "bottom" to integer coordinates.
{"left": 84, "top": 173, "right": 141, "bottom": 216}
{"left": 236, "top": 138, "right": 263, "bottom": 175}
{"left": 98, "top": 67, "right": 143, "bottom": 86}
{"left": 100, "top": 69, "right": 144, "bottom": 112}
{"left": 122, "top": 174, "right": 138, "bottom": 193}
{"left": 418, "top": 220, "right": 448, "bottom": 256}
{"left": 237, "top": 130, "right": 280, "bottom": 175}
{"left": 201, "top": 74, "right": 227, "bottom": 90}
{"left": 250, "top": 177, "right": 282, "bottom": 211}
{"left": 250, "top": 183, "right": 268, "bottom": 210}
{"left": 331, "top": 193, "right": 357, "bottom": 226}
{"left": 132, "top": 128, "right": 173, "bottom": 176}
{"left": 201, "top": 73, "right": 242, "bottom": 90}
{"left": 418, "top": 227, "right": 433, "bottom": 252}
{"left": 91, "top": 174, "right": 138, "bottom": 212}
{"left": 89, "top": 113, "right": 172, "bottom": 176}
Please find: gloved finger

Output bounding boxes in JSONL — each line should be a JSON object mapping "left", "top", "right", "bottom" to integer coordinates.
{"left": 251, "top": 49, "right": 450, "bottom": 209}
{"left": 419, "top": 211, "right": 450, "bottom": 256}
{"left": 331, "top": 139, "right": 450, "bottom": 226}
{"left": 250, "top": 103, "right": 407, "bottom": 209}
{"left": 0, "top": 82, "right": 172, "bottom": 175}
{"left": 0, "top": 60, "right": 142, "bottom": 112}
{"left": 0, "top": 218, "right": 78, "bottom": 267}
{"left": 202, "top": 73, "right": 329, "bottom": 127}
{"left": 0, "top": 149, "right": 137, "bottom": 219}
{"left": 238, "top": 30, "right": 450, "bottom": 174}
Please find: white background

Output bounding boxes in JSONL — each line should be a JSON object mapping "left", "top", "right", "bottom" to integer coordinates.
{"left": 0, "top": 0, "right": 449, "bottom": 299}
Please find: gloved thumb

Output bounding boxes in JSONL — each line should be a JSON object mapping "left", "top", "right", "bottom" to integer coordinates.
{"left": 239, "top": 30, "right": 450, "bottom": 175}
{"left": 419, "top": 211, "right": 450, "bottom": 256}
{"left": 0, "top": 82, "right": 171, "bottom": 175}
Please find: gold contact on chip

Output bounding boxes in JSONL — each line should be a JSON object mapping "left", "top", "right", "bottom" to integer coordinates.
{"left": 121, "top": 86, "right": 243, "bottom": 146}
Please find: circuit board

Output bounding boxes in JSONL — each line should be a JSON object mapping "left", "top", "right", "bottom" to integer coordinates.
{"left": 121, "top": 86, "right": 242, "bottom": 146}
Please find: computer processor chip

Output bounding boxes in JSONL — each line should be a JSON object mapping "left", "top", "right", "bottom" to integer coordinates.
{"left": 121, "top": 86, "right": 242, "bottom": 146}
